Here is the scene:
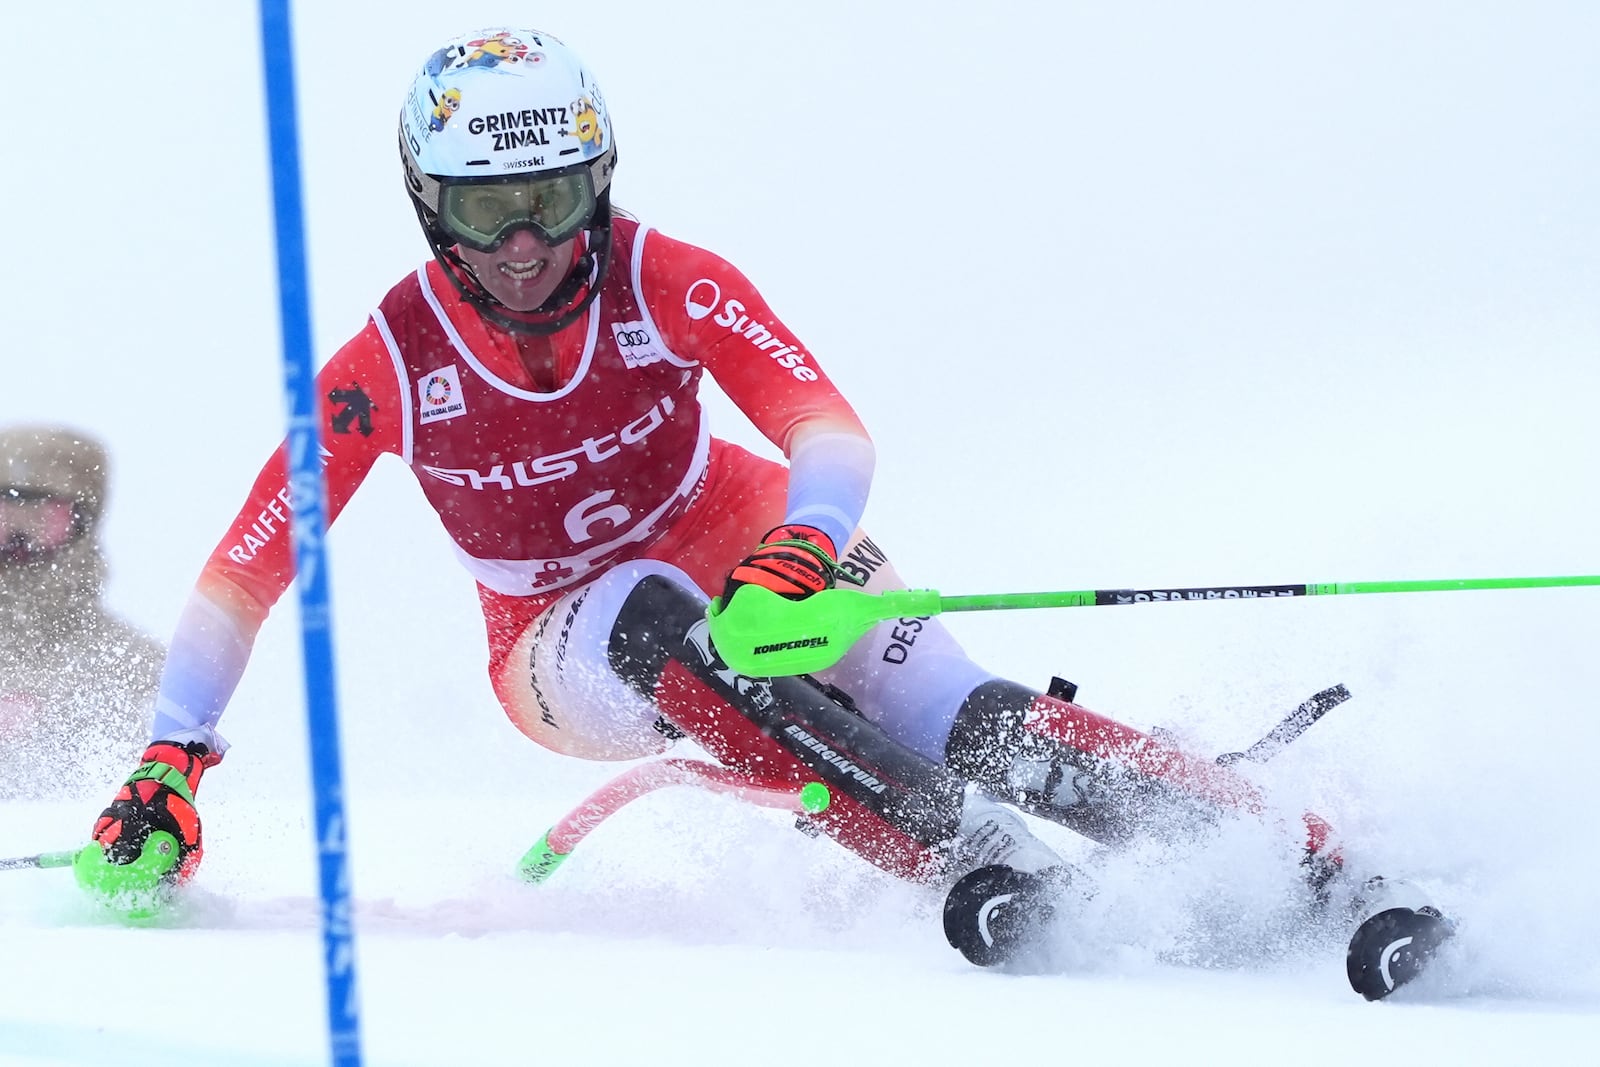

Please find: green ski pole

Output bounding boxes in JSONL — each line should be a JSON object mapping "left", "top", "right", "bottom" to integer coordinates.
{"left": 0, "top": 849, "right": 79, "bottom": 872}
{"left": 707, "top": 574, "right": 1600, "bottom": 677}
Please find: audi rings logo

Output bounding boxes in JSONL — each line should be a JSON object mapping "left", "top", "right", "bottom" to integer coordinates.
{"left": 684, "top": 278, "right": 720, "bottom": 320}
{"left": 610, "top": 319, "right": 667, "bottom": 369}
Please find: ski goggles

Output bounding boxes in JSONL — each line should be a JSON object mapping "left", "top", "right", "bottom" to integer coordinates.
{"left": 0, "top": 488, "right": 85, "bottom": 564}
{"left": 438, "top": 168, "right": 597, "bottom": 252}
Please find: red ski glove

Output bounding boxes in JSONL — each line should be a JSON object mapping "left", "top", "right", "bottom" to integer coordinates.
{"left": 86, "top": 741, "right": 220, "bottom": 885}
{"left": 723, "top": 524, "right": 843, "bottom": 602}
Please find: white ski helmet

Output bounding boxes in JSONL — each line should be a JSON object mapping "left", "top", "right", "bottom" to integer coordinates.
{"left": 399, "top": 29, "right": 617, "bottom": 332}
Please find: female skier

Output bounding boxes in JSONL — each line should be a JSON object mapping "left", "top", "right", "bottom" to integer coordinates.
{"left": 79, "top": 29, "right": 1425, "bottom": 980}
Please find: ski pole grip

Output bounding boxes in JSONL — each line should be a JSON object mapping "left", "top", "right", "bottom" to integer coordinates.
{"left": 709, "top": 586, "right": 940, "bottom": 676}
{"left": 72, "top": 832, "right": 183, "bottom": 921}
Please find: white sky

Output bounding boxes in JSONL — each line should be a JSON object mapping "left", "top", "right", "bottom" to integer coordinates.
{"left": 3, "top": 3, "right": 1598, "bottom": 1064}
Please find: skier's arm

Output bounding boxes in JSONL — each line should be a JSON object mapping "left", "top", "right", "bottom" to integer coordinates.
{"left": 149, "top": 325, "right": 404, "bottom": 751}
{"left": 640, "top": 230, "right": 875, "bottom": 552}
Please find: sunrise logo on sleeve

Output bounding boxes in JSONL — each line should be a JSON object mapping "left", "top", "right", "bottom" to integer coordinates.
{"left": 418, "top": 366, "right": 468, "bottom": 424}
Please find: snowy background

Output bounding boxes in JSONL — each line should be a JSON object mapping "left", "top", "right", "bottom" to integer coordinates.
{"left": 4, "top": 2, "right": 1599, "bottom": 1064}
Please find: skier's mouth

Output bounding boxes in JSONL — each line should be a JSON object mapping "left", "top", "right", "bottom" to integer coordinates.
{"left": 500, "top": 259, "right": 547, "bottom": 282}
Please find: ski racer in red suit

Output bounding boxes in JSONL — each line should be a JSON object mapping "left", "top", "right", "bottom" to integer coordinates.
{"left": 77, "top": 27, "right": 1425, "bottom": 972}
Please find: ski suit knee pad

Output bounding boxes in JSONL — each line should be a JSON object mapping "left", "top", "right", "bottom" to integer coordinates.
{"left": 604, "top": 570, "right": 969, "bottom": 879}
{"left": 495, "top": 559, "right": 691, "bottom": 761}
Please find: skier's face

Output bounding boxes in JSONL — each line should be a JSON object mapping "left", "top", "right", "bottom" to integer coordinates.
{"left": 0, "top": 489, "right": 83, "bottom": 565}
{"left": 455, "top": 227, "right": 575, "bottom": 312}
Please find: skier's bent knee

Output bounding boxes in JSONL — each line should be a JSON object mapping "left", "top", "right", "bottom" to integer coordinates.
{"left": 493, "top": 560, "right": 701, "bottom": 761}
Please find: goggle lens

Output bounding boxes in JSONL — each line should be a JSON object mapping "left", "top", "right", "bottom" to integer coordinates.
{"left": 440, "top": 171, "right": 596, "bottom": 251}
{"left": 0, "top": 491, "right": 82, "bottom": 563}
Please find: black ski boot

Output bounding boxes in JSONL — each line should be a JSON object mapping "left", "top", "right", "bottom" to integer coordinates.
{"left": 1346, "top": 905, "right": 1456, "bottom": 1000}
{"left": 941, "top": 796, "right": 1079, "bottom": 968}
{"left": 943, "top": 863, "right": 1073, "bottom": 967}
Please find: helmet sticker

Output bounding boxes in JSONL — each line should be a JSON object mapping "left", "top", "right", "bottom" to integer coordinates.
{"left": 568, "top": 95, "right": 605, "bottom": 157}
{"left": 463, "top": 32, "right": 534, "bottom": 69}
{"left": 428, "top": 88, "right": 463, "bottom": 133}
{"left": 425, "top": 31, "right": 546, "bottom": 77}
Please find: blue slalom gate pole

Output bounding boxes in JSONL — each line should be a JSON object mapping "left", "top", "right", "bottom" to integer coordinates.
{"left": 257, "top": 3, "right": 363, "bottom": 1064}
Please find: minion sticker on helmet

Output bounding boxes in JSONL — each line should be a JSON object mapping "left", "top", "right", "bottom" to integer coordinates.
{"left": 428, "top": 88, "right": 462, "bottom": 133}
{"left": 462, "top": 31, "right": 534, "bottom": 69}
{"left": 422, "top": 31, "right": 537, "bottom": 78}
{"left": 570, "top": 96, "right": 605, "bottom": 157}
{"left": 400, "top": 28, "right": 618, "bottom": 334}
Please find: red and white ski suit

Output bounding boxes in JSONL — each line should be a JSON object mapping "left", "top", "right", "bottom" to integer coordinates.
{"left": 144, "top": 216, "right": 1325, "bottom": 874}
{"left": 150, "top": 217, "right": 990, "bottom": 758}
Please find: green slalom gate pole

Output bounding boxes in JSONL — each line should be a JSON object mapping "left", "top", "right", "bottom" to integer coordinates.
{"left": 707, "top": 574, "right": 1600, "bottom": 677}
